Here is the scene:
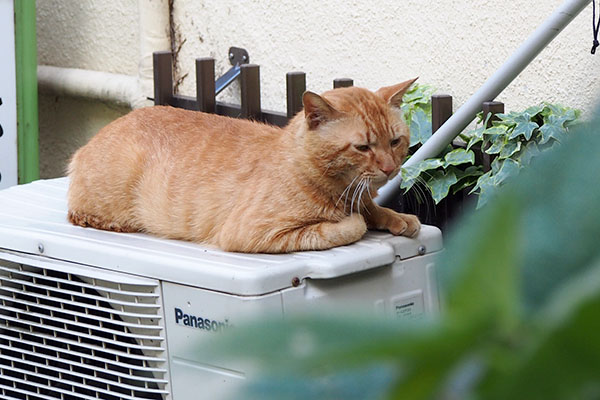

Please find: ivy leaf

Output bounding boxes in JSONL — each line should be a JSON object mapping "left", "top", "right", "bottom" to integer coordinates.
{"left": 492, "top": 158, "right": 521, "bottom": 186}
{"left": 466, "top": 136, "right": 483, "bottom": 152}
{"left": 539, "top": 115, "right": 568, "bottom": 144}
{"left": 515, "top": 141, "right": 541, "bottom": 166}
{"left": 455, "top": 165, "right": 483, "bottom": 181}
{"left": 400, "top": 159, "right": 444, "bottom": 191}
{"left": 452, "top": 166, "right": 484, "bottom": 194}
{"left": 482, "top": 126, "right": 509, "bottom": 154}
{"left": 486, "top": 137, "right": 506, "bottom": 155}
{"left": 471, "top": 171, "right": 495, "bottom": 208}
{"left": 496, "top": 112, "right": 517, "bottom": 124}
{"left": 400, "top": 167, "right": 420, "bottom": 191}
{"left": 499, "top": 139, "right": 522, "bottom": 159}
{"left": 523, "top": 104, "right": 545, "bottom": 117}
{"left": 427, "top": 170, "right": 458, "bottom": 204}
{"left": 417, "top": 158, "right": 445, "bottom": 171}
{"left": 471, "top": 159, "right": 521, "bottom": 208}
{"left": 508, "top": 113, "right": 539, "bottom": 141}
{"left": 409, "top": 109, "right": 433, "bottom": 146}
{"left": 403, "top": 84, "right": 435, "bottom": 105}
{"left": 560, "top": 108, "right": 580, "bottom": 127}
{"left": 483, "top": 126, "right": 508, "bottom": 138}
{"left": 443, "top": 148, "right": 475, "bottom": 168}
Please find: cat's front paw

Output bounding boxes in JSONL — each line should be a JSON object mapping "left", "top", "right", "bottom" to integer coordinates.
{"left": 387, "top": 213, "right": 420, "bottom": 238}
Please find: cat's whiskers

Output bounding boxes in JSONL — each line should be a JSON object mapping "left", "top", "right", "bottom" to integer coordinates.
{"left": 351, "top": 176, "right": 370, "bottom": 216}
{"left": 351, "top": 178, "right": 361, "bottom": 216}
{"left": 356, "top": 178, "right": 366, "bottom": 216}
{"left": 360, "top": 177, "right": 372, "bottom": 216}
{"left": 365, "top": 177, "right": 373, "bottom": 199}
{"left": 344, "top": 176, "right": 360, "bottom": 212}
{"left": 336, "top": 175, "right": 359, "bottom": 210}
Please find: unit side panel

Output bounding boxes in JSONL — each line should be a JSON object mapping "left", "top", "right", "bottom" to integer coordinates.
{"left": 282, "top": 252, "right": 441, "bottom": 320}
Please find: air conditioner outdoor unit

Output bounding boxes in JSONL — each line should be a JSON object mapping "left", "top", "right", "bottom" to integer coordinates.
{"left": 0, "top": 178, "right": 443, "bottom": 400}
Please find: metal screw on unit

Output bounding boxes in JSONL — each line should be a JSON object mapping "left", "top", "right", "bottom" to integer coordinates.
{"left": 291, "top": 277, "right": 301, "bottom": 287}
{"left": 229, "top": 53, "right": 234, "bottom": 60}
{"left": 38, "top": 243, "right": 44, "bottom": 253}
{"left": 242, "top": 55, "right": 248, "bottom": 62}
{"left": 418, "top": 245, "right": 426, "bottom": 255}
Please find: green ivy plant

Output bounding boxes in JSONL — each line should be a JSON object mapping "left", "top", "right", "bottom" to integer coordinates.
{"left": 400, "top": 83, "right": 436, "bottom": 147}
{"left": 399, "top": 88, "right": 580, "bottom": 208}
{"left": 464, "top": 103, "right": 580, "bottom": 207}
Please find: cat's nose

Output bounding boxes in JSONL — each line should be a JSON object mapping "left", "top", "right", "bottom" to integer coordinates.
{"left": 380, "top": 166, "right": 395, "bottom": 176}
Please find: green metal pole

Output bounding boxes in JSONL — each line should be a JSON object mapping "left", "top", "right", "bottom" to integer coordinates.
{"left": 15, "top": 0, "right": 39, "bottom": 183}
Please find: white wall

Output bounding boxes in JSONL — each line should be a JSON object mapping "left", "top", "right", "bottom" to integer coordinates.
{"left": 173, "top": 0, "right": 599, "bottom": 114}
{"left": 36, "top": 0, "right": 599, "bottom": 178}
{"left": 37, "top": 0, "right": 139, "bottom": 178}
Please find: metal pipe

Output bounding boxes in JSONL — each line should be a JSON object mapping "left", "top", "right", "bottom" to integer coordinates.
{"left": 37, "top": 0, "right": 171, "bottom": 110}
{"left": 377, "top": 0, "right": 592, "bottom": 207}
{"left": 38, "top": 66, "right": 143, "bottom": 108}
{"left": 15, "top": 0, "right": 39, "bottom": 184}
{"left": 138, "top": 0, "right": 171, "bottom": 101}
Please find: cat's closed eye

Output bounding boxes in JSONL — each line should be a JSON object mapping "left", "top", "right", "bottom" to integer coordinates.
{"left": 390, "top": 138, "right": 401, "bottom": 147}
{"left": 354, "top": 144, "right": 370, "bottom": 152}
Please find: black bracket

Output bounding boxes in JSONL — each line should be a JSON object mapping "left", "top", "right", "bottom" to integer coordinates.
{"left": 228, "top": 46, "right": 249, "bottom": 66}
{"left": 215, "top": 47, "right": 250, "bottom": 95}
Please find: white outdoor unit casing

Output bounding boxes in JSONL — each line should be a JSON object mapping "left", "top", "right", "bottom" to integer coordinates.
{"left": 0, "top": 178, "right": 443, "bottom": 400}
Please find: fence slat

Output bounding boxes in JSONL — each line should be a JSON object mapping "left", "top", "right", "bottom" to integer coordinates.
{"left": 333, "top": 78, "right": 353, "bottom": 88}
{"left": 286, "top": 72, "right": 306, "bottom": 118}
{"left": 431, "top": 95, "right": 453, "bottom": 133}
{"left": 240, "top": 64, "right": 261, "bottom": 120}
{"left": 196, "top": 58, "right": 215, "bottom": 113}
{"left": 153, "top": 51, "right": 173, "bottom": 106}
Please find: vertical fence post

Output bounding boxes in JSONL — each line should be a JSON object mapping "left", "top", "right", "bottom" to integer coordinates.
{"left": 286, "top": 72, "right": 306, "bottom": 118}
{"left": 333, "top": 78, "right": 353, "bottom": 88}
{"left": 153, "top": 51, "right": 173, "bottom": 106}
{"left": 196, "top": 57, "right": 215, "bottom": 113}
{"left": 240, "top": 64, "right": 261, "bottom": 120}
{"left": 430, "top": 94, "right": 454, "bottom": 229}
{"left": 431, "top": 95, "right": 453, "bottom": 133}
{"left": 481, "top": 101, "right": 505, "bottom": 171}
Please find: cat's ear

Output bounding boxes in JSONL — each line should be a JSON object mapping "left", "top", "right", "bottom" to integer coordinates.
{"left": 376, "top": 77, "right": 418, "bottom": 109}
{"left": 302, "top": 91, "right": 341, "bottom": 130}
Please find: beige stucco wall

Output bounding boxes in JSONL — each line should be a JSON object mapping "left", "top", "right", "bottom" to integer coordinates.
{"left": 173, "top": 0, "right": 598, "bottom": 113}
{"left": 37, "top": 0, "right": 599, "bottom": 178}
{"left": 36, "top": 0, "right": 139, "bottom": 178}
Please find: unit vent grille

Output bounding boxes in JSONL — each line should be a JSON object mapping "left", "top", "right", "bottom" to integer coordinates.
{"left": 0, "top": 259, "right": 169, "bottom": 400}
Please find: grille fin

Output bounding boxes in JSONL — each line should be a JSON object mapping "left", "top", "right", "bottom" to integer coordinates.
{"left": 0, "top": 292, "right": 164, "bottom": 332}
{"left": 0, "top": 258, "right": 169, "bottom": 400}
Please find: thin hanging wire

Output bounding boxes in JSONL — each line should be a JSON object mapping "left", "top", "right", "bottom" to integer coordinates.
{"left": 592, "top": 0, "right": 600, "bottom": 54}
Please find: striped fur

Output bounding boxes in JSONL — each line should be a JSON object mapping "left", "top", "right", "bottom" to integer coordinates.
{"left": 67, "top": 79, "right": 420, "bottom": 253}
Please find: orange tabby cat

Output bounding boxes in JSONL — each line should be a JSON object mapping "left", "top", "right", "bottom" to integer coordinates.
{"left": 67, "top": 78, "right": 420, "bottom": 253}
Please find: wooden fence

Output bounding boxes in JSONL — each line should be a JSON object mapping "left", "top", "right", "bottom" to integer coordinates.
{"left": 152, "top": 50, "right": 506, "bottom": 231}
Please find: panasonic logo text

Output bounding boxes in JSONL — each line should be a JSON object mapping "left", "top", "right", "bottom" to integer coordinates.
{"left": 174, "top": 307, "right": 231, "bottom": 333}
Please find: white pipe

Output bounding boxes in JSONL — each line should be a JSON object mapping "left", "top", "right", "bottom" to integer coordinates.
{"left": 37, "top": 65, "right": 145, "bottom": 107}
{"left": 138, "top": 0, "right": 171, "bottom": 100}
{"left": 377, "top": 0, "right": 591, "bottom": 207}
{"left": 37, "top": 0, "right": 171, "bottom": 109}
